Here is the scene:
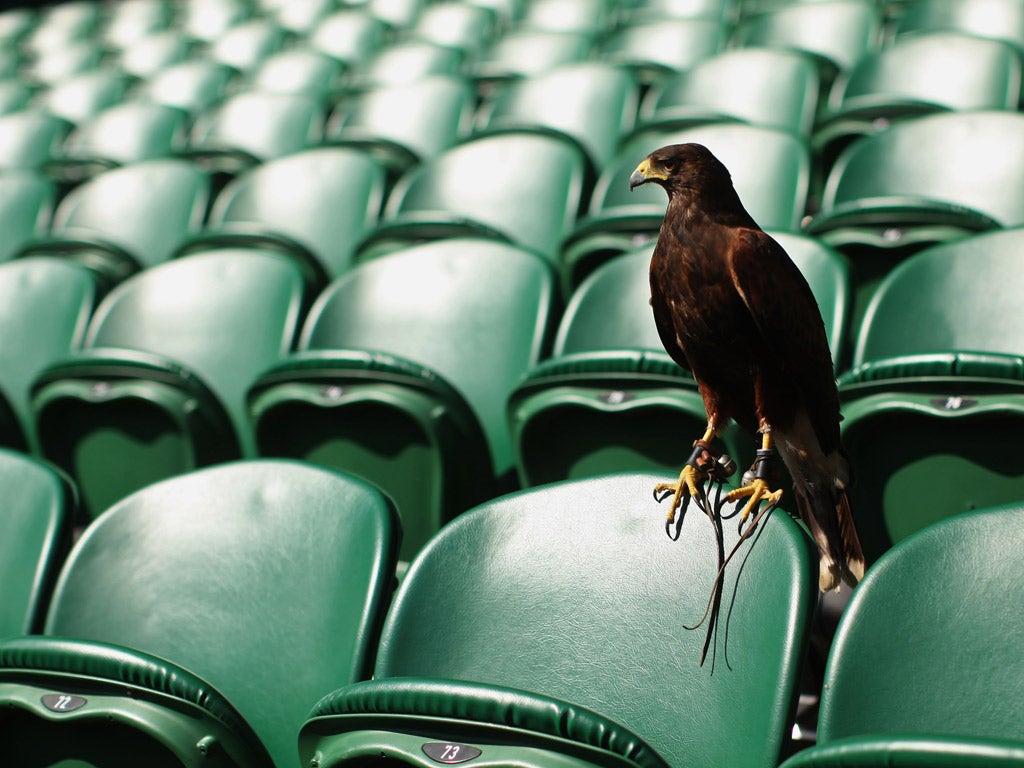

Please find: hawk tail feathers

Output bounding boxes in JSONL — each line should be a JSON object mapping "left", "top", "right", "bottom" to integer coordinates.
{"left": 794, "top": 477, "right": 865, "bottom": 592}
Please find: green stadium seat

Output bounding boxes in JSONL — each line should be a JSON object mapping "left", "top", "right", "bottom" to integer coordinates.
{"left": 249, "top": 238, "right": 556, "bottom": 560}
{"left": 469, "top": 30, "right": 594, "bottom": 86}
{"left": 0, "top": 110, "right": 72, "bottom": 171}
{"left": 16, "top": 159, "right": 210, "bottom": 288}
{"left": 0, "top": 448, "right": 75, "bottom": 638}
{"left": 365, "top": 0, "right": 426, "bottom": 30}
{"left": 731, "top": 0, "right": 882, "bottom": 87}
{"left": 510, "top": 233, "right": 849, "bottom": 487}
{"left": 780, "top": 501, "right": 1024, "bottom": 768}
{"left": 599, "top": 18, "right": 726, "bottom": 84}
{"left": 0, "top": 173, "right": 54, "bottom": 264}
{"left": 24, "top": 2, "right": 99, "bottom": 56}
{"left": 180, "top": 0, "right": 251, "bottom": 43}
{"left": 0, "top": 459, "right": 400, "bottom": 768}
{"left": 638, "top": 47, "right": 821, "bottom": 137}
{"left": 207, "top": 18, "right": 288, "bottom": 72}
{"left": 814, "top": 32, "right": 1022, "bottom": 169}
{"left": 837, "top": 227, "right": 1024, "bottom": 562}
{"left": 562, "top": 122, "right": 810, "bottom": 293}
{"left": 179, "top": 147, "right": 387, "bottom": 289}
{"left": 357, "top": 132, "right": 587, "bottom": 265}
{"left": 307, "top": 10, "right": 389, "bottom": 69}
{"left": 518, "top": 0, "right": 618, "bottom": 35}
{"left": 25, "top": 40, "right": 104, "bottom": 85}
{"left": 118, "top": 29, "right": 193, "bottom": 78}
{"left": 0, "top": 7, "right": 36, "bottom": 47}
{"left": 99, "top": 0, "right": 173, "bottom": 50}
{"left": 349, "top": 41, "right": 464, "bottom": 90}
{"left": 0, "top": 80, "right": 33, "bottom": 115}
{"left": 620, "top": 0, "right": 734, "bottom": 23}
{"left": 35, "top": 70, "right": 134, "bottom": 125}
{"left": 31, "top": 251, "right": 306, "bottom": 519}
{"left": 893, "top": 0, "right": 1024, "bottom": 56}
{"left": 325, "top": 75, "right": 475, "bottom": 176}
{"left": 299, "top": 471, "right": 818, "bottom": 768}
{"left": 248, "top": 49, "right": 345, "bottom": 99}
{"left": 273, "top": 0, "right": 337, "bottom": 34}
{"left": 46, "top": 102, "right": 189, "bottom": 184}
{"left": 137, "top": 60, "right": 237, "bottom": 117}
{"left": 0, "top": 256, "right": 96, "bottom": 453}
{"left": 406, "top": 2, "right": 498, "bottom": 55}
{"left": 473, "top": 62, "right": 639, "bottom": 177}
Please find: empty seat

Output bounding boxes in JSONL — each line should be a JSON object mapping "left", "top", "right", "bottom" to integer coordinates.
{"left": 349, "top": 41, "right": 464, "bottom": 90}
{"left": 137, "top": 60, "right": 237, "bottom": 117}
{"left": 180, "top": 0, "right": 250, "bottom": 43}
{"left": 249, "top": 238, "right": 556, "bottom": 560}
{"left": 325, "top": 75, "right": 475, "bottom": 176}
{"left": 511, "top": 233, "right": 849, "bottom": 487}
{"left": 307, "top": 10, "right": 389, "bottom": 69}
{"left": 0, "top": 79, "right": 33, "bottom": 115}
{"left": 33, "top": 70, "right": 134, "bottom": 125}
{"left": 32, "top": 251, "right": 306, "bottom": 518}
{"left": 599, "top": 18, "right": 726, "bottom": 84}
{"left": 894, "top": 0, "right": 1024, "bottom": 55}
{"left": 836, "top": 226, "right": 1024, "bottom": 561}
{"left": 16, "top": 159, "right": 210, "bottom": 287}
{"left": 470, "top": 30, "right": 594, "bottom": 86}
{"left": 0, "top": 110, "right": 72, "bottom": 171}
{"left": 100, "top": 0, "right": 173, "bottom": 50}
{"left": 208, "top": 18, "right": 288, "bottom": 72}
{"left": 814, "top": 32, "right": 1022, "bottom": 166}
{"left": 638, "top": 47, "right": 821, "bottom": 137}
{"left": 248, "top": 49, "right": 345, "bottom": 99}
{"left": 473, "top": 62, "right": 639, "bottom": 177}
{"left": 0, "top": 448, "right": 75, "bottom": 638}
{"left": 0, "top": 459, "right": 400, "bottom": 768}
{"left": 181, "top": 147, "right": 387, "bottom": 289}
{"left": 0, "top": 173, "right": 54, "bottom": 264}
{"left": 0, "top": 256, "right": 96, "bottom": 453}
{"left": 24, "top": 40, "right": 104, "bottom": 85}
{"left": 780, "top": 501, "right": 1024, "bottom": 768}
{"left": 518, "top": 0, "right": 618, "bottom": 35}
{"left": 357, "top": 132, "right": 587, "bottom": 265}
{"left": 406, "top": 2, "right": 498, "bottom": 55}
{"left": 118, "top": 29, "right": 193, "bottom": 77}
{"left": 300, "top": 472, "right": 817, "bottom": 768}
{"left": 562, "top": 122, "right": 810, "bottom": 293}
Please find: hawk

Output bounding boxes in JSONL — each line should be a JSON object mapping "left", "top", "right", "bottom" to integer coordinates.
{"left": 629, "top": 143, "right": 864, "bottom": 591}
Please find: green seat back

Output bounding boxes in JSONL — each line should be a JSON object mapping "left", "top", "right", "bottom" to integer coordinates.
{"left": 0, "top": 460, "right": 400, "bottom": 768}
{"left": 0, "top": 173, "right": 53, "bottom": 263}
{"left": 894, "top": 0, "right": 1024, "bottom": 55}
{"left": 302, "top": 473, "right": 817, "bottom": 768}
{"left": 0, "top": 448, "right": 74, "bottom": 636}
{"left": 361, "top": 133, "right": 587, "bottom": 264}
{"left": 57, "top": 101, "right": 190, "bottom": 171}
{"left": 250, "top": 49, "right": 345, "bottom": 98}
{"left": 207, "top": 19, "right": 286, "bottom": 72}
{"left": 33, "top": 250, "right": 306, "bottom": 517}
{"left": 199, "top": 147, "right": 387, "bottom": 282}
{"left": 519, "top": 0, "right": 618, "bottom": 35}
{"left": 352, "top": 41, "right": 463, "bottom": 90}
{"left": 475, "top": 62, "right": 639, "bottom": 174}
{"left": 308, "top": 11, "right": 388, "bottom": 67}
{"left": 0, "top": 80, "right": 32, "bottom": 115}
{"left": 781, "top": 501, "right": 1024, "bottom": 768}
{"left": 0, "top": 110, "right": 71, "bottom": 170}
{"left": 0, "top": 257, "right": 95, "bottom": 452}
{"left": 470, "top": 30, "right": 593, "bottom": 82}
{"left": 28, "top": 41, "right": 103, "bottom": 84}
{"left": 640, "top": 47, "right": 821, "bottom": 137}
{"left": 139, "top": 60, "right": 237, "bottom": 116}
{"left": 37, "top": 71, "right": 133, "bottom": 125}
{"left": 598, "top": 18, "right": 725, "bottom": 83}
{"left": 120, "top": 29, "right": 193, "bottom": 78}
{"left": 408, "top": 2, "right": 497, "bottom": 55}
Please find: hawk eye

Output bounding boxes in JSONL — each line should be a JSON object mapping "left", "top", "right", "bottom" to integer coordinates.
{"left": 662, "top": 160, "right": 676, "bottom": 172}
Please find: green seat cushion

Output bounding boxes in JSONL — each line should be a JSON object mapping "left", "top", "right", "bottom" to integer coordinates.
{"left": 839, "top": 351, "right": 1024, "bottom": 395}
{"left": 782, "top": 734, "right": 1024, "bottom": 767}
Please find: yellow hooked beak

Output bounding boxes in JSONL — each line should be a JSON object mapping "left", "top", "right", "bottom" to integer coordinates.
{"left": 629, "top": 157, "right": 668, "bottom": 190}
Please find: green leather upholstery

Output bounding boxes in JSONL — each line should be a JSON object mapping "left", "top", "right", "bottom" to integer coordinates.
{"left": 250, "top": 238, "right": 556, "bottom": 560}
{"left": 562, "top": 122, "right": 810, "bottom": 295}
{"left": 780, "top": 501, "right": 1024, "bottom": 768}
{"left": 837, "top": 227, "right": 1024, "bottom": 561}
{"left": 511, "top": 233, "right": 848, "bottom": 487}
{"left": 32, "top": 251, "right": 306, "bottom": 518}
{"left": 0, "top": 448, "right": 75, "bottom": 637}
{"left": 639, "top": 47, "right": 821, "bottom": 137}
{"left": 300, "top": 472, "right": 818, "bottom": 768}
{"left": 0, "top": 256, "right": 96, "bottom": 453}
{"left": 357, "top": 133, "right": 587, "bottom": 265}
{"left": 0, "top": 459, "right": 400, "bottom": 768}
{"left": 181, "top": 147, "right": 387, "bottom": 289}
{"left": 15, "top": 159, "right": 210, "bottom": 287}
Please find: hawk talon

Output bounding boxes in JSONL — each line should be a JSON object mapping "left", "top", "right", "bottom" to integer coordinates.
{"left": 726, "top": 478, "right": 783, "bottom": 523}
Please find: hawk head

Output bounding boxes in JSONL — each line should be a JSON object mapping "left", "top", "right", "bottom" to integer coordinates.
{"left": 628, "top": 143, "right": 731, "bottom": 198}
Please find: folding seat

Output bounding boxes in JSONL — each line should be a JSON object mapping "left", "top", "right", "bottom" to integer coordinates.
{"left": 405, "top": 2, "right": 498, "bottom": 56}
{"left": 562, "top": 122, "right": 810, "bottom": 293}
{"left": 893, "top": 0, "right": 1024, "bottom": 55}
{"left": 16, "top": 159, "right": 210, "bottom": 288}
{"left": 34, "top": 70, "right": 134, "bottom": 125}
{"left": 835, "top": 227, "right": 1024, "bottom": 562}
{"left": 510, "top": 233, "right": 849, "bottom": 487}
{"left": 0, "top": 256, "right": 96, "bottom": 454}
{"left": 46, "top": 102, "right": 189, "bottom": 184}
{"left": 307, "top": 10, "right": 389, "bottom": 69}
{"left": 356, "top": 132, "right": 588, "bottom": 265}
{"left": 31, "top": 250, "right": 306, "bottom": 518}
{"left": 621, "top": 0, "right": 734, "bottom": 23}
{"left": 248, "top": 238, "right": 556, "bottom": 560}
{"left": 207, "top": 18, "right": 288, "bottom": 72}
{"left": 325, "top": 75, "right": 475, "bottom": 177}
{"left": 299, "top": 472, "right": 818, "bottom": 768}
{"left": 780, "top": 501, "right": 1024, "bottom": 768}
{"left": 469, "top": 29, "right": 594, "bottom": 86}
{"left": 185, "top": 91, "right": 325, "bottom": 180}
{"left": 179, "top": 0, "right": 251, "bottom": 43}
{"left": 24, "top": 40, "right": 104, "bottom": 85}
{"left": 365, "top": 0, "right": 426, "bottom": 30}
{"left": 248, "top": 49, "right": 345, "bottom": 100}
{"left": 518, "top": 0, "right": 619, "bottom": 35}
{"left": 814, "top": 32, "right": 1022, "bottom": 170}
{"left": 731, "top": 0, "right": 881, "bottom": 88}
{"left": 638, "top": 47, "right": 821, "bottom": 137}
{"left": 0, "top": 448, "right": 75, "bottom": 638}
{"left": 473, "top": 62, "right": 639, "bottom": 179}
{"left": 348, "top": 41, "right": 464, "bottom": 90}
{"left": 23, "top": 1, "right": 99, "bottom": 56}
{"left": 273, "top": 0, "right": 337, "bottom": 34}
{"left": 0, "top": 110, "right": 71, "bottom": 171}
{"left": 99, "top": 0, "right": 173, "bottom": 50}
{"left": 807, "top": 111, "right": 1024, "bottom": 331}
{"left": 0, "top": 459, "right": 400, "bottom": 768}
{"left": 0, "top": 173, "right": 54, "bottom": 264}
{"left": 178, "top": 147, "right": 387, "bottom": 289}
{"left": 118, "top": 29, "right": 194, "bottom": 77}
{"left": 137, "top": 60, "right": 237, "bottom": 117}
{"left": 599, "top": 18, "right": 726, "bottom": 84}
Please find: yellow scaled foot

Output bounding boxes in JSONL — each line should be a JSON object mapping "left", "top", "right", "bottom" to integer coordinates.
{"left": 654, "top": 463, "right": 708, "bottom": 525}
{"left": 726, "top": 478, "right": 783, "bottom": 522}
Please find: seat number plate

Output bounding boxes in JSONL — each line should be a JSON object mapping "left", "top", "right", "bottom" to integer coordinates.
{"left": 422, "top": 742, "right": 482, "bottom": 764}
{"left": 42, "top": 693, "right": 87, "bottom": 713}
